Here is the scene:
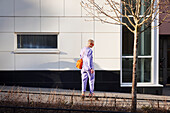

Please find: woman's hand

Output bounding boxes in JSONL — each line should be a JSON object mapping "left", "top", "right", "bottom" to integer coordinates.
{"left": 91, "top": 69, "right": 94, "bottom": 74}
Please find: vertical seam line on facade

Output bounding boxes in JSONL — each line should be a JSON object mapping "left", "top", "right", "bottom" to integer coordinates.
{"left": 58, "top": 17, "right": 60, "bottom": 32}
{"left": 81, "top": 33, "right": 82, "bottom": 49}
{"left": 120, "top": 22, "right": 122, "bottom": 85}
{"left": 120, "top": 2, "right": 122, "bottom": 84}
{"left": 59, "top": 47, "right": 60, "bottom": 70}
{"left": 63, "top": 0, "right": 65, "bottom": 16}
{"left": 93, "top": 15, "right": 95, "bottom": 63}
{"left": 58, "top": 17, "right": 60, "bottom": 70}
{"left": 81, "top": 0, "right": 82, "bottom": 17}
{"left": 14, "top": 0, "right": 15, "bottom": 32}
{"left": 14, "top": 0, "right": 16, "bottom": 70}
{"left": 40, "top": 0, "right": 41, "bottom": 32}
{"left": 93, "top": 3, "right": 95, "bottom": 62}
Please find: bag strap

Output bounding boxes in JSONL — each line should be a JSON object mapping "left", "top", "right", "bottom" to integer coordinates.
{"left": 81, "top": 49, "right": 86, "bottom": 59}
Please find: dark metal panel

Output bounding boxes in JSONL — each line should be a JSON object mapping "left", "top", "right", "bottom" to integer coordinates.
{"left": 0, "top": 71, "right": 120, "bottom": 92}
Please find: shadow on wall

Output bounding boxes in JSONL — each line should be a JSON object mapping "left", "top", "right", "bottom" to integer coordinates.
{"left": 31, "top": 58, "right": 103, "bottom": 89}
{"left": 0, "top": 55, "right": 120, "bottom": 91}
{"left": 38, "top": 58, "right": 102, "bottom": 70}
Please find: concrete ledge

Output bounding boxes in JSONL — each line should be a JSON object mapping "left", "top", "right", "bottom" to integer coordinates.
{"left": 121, "top": 84, "right": 163, "bottom": 87}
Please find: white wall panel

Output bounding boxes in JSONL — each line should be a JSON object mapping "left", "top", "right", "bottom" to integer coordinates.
{"left": 0, "top": 33, "right": 14, "bottom": 51}
{"left": 0, "top": 0, "right": 14, "bottom": 16}
{"left": 82, "top": 5, "right": 89, "bottom": 17}
{"left": 60, "top": 58, "right": 79, "bottom": 70}
{"left": 15, "top": 54, "right": 59, "bottom": 70}
{"left": 59, "top": 33, "right": 81, "bottom": 58}
{"left": 95, "top": 19, "right": 120, "bottom": 32}
{"left": 82, "top": 0, "right": 120, "bottom": 17}
{"left": 65, "top": 0, "right": 81, "bottom": 16}
{"left": 15, "top": 17, "right": 40, "bottom": 32}
{"left": 41, "top": 0, "right": 64, "bottom": 16}
{"left": 41, "top": 17, "right": 59, "bottom": 32}
{"left": 95, "top": 33, "right": 120, "bottom": 58}
{"left": 0, "top": 52, "right": 14, "bottom": 70}
{"left": 60, "top": 17, "right": 93, "bottom": 32}
{"left": 15, "top": 0, "right": 40, "bottom": 16}
{"left": 0, "top": 17, "right": 14, "bottom": 32}
{"left": 94, "top": 0, "right": 120, "bottom": 17}
{"left": 94, "top": 59, "right": 120, "bottom": 70}
{"left": 81, "top": 2, "right": 94, "bottom": 17}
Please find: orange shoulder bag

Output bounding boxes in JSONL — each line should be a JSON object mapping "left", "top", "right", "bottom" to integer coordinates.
{"left": 76, "top": 58, "right": 83, "bottom": 69}
{"left": 76, "top": 51, "right": 85, "bottom": 69}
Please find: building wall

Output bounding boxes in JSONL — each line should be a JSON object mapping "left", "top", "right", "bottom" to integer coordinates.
{"left": 0, "top": 0, "right": 163, "bottom": 94}
{"left": 159, "top": 3, "right": 170, "bottom": 35}
{"left": 0, "top": 0, "right": 121, "bottom": 71}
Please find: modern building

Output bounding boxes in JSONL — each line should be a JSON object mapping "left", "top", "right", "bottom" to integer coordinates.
{"left": 0, "top": 0, "right": 166, "bottom": 95}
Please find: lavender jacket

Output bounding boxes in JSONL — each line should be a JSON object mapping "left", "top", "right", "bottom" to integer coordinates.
{"left": 80, "top": 47, "right": 94, "bottom": 72}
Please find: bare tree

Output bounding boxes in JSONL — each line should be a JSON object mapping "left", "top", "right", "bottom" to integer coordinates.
{"left": 81, "top": 0, "right": 169, "bottom": 112}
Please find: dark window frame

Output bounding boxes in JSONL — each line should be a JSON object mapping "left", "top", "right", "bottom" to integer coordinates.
{"left": 121, "top": 4, "right": 152, "bottom": 84}
{"left": 17, "top": 34, "right": 58, "bottom": 49}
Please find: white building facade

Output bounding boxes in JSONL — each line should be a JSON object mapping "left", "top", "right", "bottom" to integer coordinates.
{"left": 0, "top": 0, "right": 162, "bottom": 94}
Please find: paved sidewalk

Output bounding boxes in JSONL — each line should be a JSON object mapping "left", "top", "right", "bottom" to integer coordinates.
{"left": 0, "top": 85, "right": 170, "bottom": 108}
{"left": 1, "top": 85, "right": 170, "bottom": 100}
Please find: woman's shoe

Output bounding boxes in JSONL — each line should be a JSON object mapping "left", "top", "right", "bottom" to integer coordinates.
{"left": 89, "top": 93, "right": 95, "bottom": 97}
{"left": 81, "top": 94, "right": 85, "bottom": 100}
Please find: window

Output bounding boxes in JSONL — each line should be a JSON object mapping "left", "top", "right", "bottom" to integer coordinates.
{"left": 17, "top": 34, "right": 58, "bottom": 49}
{"left": 122, "top": 58, "right": 151, "bottom": 83}
{"left": 122, "top": 18, "right": 151, "bottom": 56}
{"left": 15, "top": 33, "right": 59, "bottom": 54}
{"left": 122, "top": 0, "right": 151, "bottom": 15}
{"left": 121, "top": 0, "right": 152, "bottom": 84}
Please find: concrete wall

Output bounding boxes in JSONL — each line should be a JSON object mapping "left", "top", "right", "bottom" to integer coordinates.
{"left": 159, "top": 2, "right": 170, "bottom": 35}
{"left": 159, "top": 15, "right": 170, "bottom": 35}
{"left": 0, "top": 0, "right": 120, "bottom": 71}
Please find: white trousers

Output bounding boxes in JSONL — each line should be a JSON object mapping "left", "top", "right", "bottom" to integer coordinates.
{"left": 81, "top": 70, "right": 95, "bottom": 94}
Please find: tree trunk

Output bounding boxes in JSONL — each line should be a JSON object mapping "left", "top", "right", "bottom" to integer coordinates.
{"left": 131, "top": 28, "right": 139, "bottom": 113}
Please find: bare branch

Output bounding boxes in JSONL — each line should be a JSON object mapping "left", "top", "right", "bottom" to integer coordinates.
{"left": 81, "top": 0, "right": 169, "bottom": 35}
{"left": 138, "top": 0, "right": 157, "bottom": 26}
{"left": 81, "top": 1, "right": 170, "bottom": 112}
{"left": 106, "top": 0, "right": 121, "bottom": 21}
{"left": 139, "top": 11, "right": 170, "bottom": 34}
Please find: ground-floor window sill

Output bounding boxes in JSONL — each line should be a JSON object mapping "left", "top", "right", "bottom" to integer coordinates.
{"left": 13, "top": 49, "right": 60, "bottom": 54}
{"left": 121, "top": 83, "right": 163, "bottom": 87}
